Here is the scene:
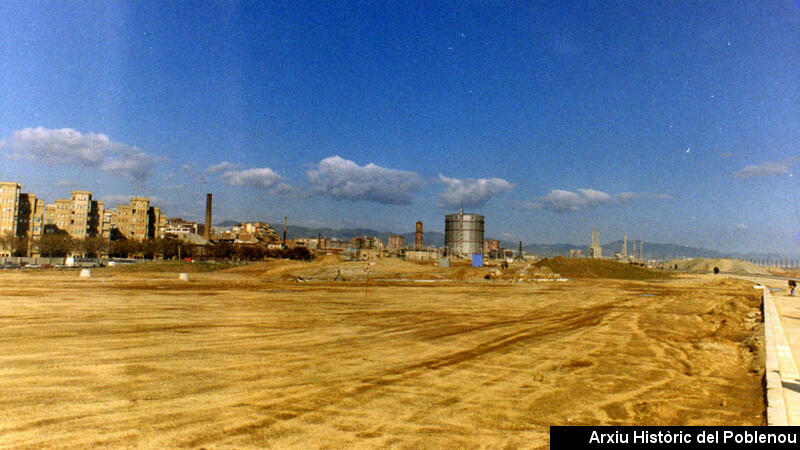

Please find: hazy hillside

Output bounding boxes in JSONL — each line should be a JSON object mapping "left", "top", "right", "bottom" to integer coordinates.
{"left": 521, "top": 240, "right": 729, "bottom": 260}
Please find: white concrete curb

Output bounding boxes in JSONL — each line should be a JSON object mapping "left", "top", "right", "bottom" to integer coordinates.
{"left": 761, "top": 286, "right": 800, "bottom": 425}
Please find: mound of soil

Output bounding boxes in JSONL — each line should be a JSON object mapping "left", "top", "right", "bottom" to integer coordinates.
{"left": 671, "top": 258, "right": 766, "bottom": 275}
{"left": 262, "top": 257, "right": 443, "bottom": 281}
{"left": 535, "top": 257, "right": 671, "bottom": 280}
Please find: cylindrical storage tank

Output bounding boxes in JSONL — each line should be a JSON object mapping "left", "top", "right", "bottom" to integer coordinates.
{"left": 415, "top": 221, "right": 423, "bottom": 250}
{"left": 445, "top": 211, "right": 484, "bottom": 258}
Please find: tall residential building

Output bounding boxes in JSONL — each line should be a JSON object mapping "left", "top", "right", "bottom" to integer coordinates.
{"left": 0, "top": 182, "right": 46, "bottom": 257}
{"left": 131, "top": 197, "right": 150, "bottom": 240}
{"left": 29, "top": 196, "right": 45, "bottom": 256}
{"left": 53, "top": 199, "right": 71, "bottom": 231}
{"left": 101, "top": 209, "right": 113, "bottom": 239}
{"left": 109, "top": 197, "right": 163, "bottom": 240}
{"left": 17, "top": 193, "right": 45, "bottom": 257}
{"left": 148, "top": 206, "right": 166, "bottom": 239}
{"left": 69, "top": 190, "right": 92, "bottom": 238}
{"left": 44, "top": 190, "right": 104, "bottom": 238}
{"left": 0, "top": 182, "right": 21, "bottom": 256}
{"left": 111, "top": 205, "right": 133, "bottom": 239}
{"left": 0, "top": 182, "right": 20, "bottom": 236}
{"left": 44, "top": 204, "right": 57, "bottom": 231}
{"left": 90, "top": 200, "right": 104, "bottom": 237}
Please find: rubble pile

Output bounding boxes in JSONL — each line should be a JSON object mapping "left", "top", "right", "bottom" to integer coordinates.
{"left": 488, "top": 263, "right": 565, "bottom": 283}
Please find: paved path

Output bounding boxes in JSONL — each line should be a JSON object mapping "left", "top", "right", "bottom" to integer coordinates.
{"left": 732, "top": 275, "right": 800, "bottom": 425}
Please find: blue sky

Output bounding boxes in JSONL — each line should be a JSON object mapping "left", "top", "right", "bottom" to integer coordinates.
{"left": 1, "top": 1, "right": 798, "bottom": 254}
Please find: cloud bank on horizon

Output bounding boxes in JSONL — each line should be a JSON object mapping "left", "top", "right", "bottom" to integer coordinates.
{"left": 529, "top": 189, "right": 671, "bottom": 213}
{"left": 0, "top": 127, "right": 158, "bottom": 179}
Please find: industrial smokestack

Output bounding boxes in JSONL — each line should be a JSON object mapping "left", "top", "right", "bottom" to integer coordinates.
{"left": 204, "top": 193, "right": 212, "bottom": 241}
{"left": 283, "top": 216, "right": 287, "bottom": 248}
{"left": 415, "top": 221, "right": 423, "bottom": 250}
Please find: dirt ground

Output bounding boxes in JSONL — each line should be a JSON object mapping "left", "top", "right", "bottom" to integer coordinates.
{"left": 0, "top": 260, "right": 764, "bottom": 448}
{"left": 670, "top": 258, "right": 768, "bottom": 275}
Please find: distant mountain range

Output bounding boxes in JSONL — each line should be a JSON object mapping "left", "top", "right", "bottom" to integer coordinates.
{"left": 521, "top": 240, "right": 729, "bottom": 260}
{"left": 212, "top": 221, "right": 792, "bottom": 260}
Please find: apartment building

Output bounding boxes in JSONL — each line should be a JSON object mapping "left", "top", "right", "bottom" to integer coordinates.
{"left": 2, "top": 182, "right": 168, "bottom": 256}
{"left": 148, "top": 206, "right": 166, "bottom": 239}
{"left": 0, "top": 182, "right": 47, "bottom": 257}
{"left": 17, "top": 193, "right": 45, "bottom": 257}
{"left": 0, "top": 182, "right": 21, "bottom": 256}
{"left": 69, "top": 190, "right": 91, "bottom": 238}
{"left": 44, "top": 191, "right": 105, "bottom": 239}
{"left": 109, "top": 197, "right": 164, "bottom": 240}
{"left": 0, "top": 182, "right": 20, "bottom": 236}
{"left": 101, "top": 210, "right": 113, "bottom": 239}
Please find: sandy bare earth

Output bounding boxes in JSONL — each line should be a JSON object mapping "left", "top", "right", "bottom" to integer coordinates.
{"left": 0, "top": 265, "right": 764, "bottom": 448}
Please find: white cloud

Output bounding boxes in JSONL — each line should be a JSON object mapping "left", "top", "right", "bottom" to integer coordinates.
{"left": 205, "top": 161, "right": 239, "bottom": 174}
{"left": 306, "top": 156, "right": 424, "bottom": 205}
{"left": 220, "top": 167, "right": 291, "bottom": 193}
{"left": 527, "top": 188, "right": 669, "bottom": 213}
{"left": 0, "top": 127, "right": 158, "bottom": 179}
{"left": 734, "top": 158, "right": 798, "bottom": 178}
{"left": 438, "top": 174, "right": 513, "bottom": 209}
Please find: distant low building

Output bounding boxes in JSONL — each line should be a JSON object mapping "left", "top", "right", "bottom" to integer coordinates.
{"left": 351, "top": 236, "right": 383, "bottom": 250}
{"left": 404, "top": 249, "right": 443, "bottom": 262}
{"left": 387, "top": 235, "right": 404, "bottom": 250}
{"left": 165, "top": 218, "right": 200, "bottom": 236}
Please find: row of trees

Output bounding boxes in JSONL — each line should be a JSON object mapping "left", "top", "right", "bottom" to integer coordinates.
{"left": 0, "top": 232, "right": 312, "bottom": 261}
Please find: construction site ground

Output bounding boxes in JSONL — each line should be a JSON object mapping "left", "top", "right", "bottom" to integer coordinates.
{"left": 0, "top": 258, "right": 764, "bottom": 448}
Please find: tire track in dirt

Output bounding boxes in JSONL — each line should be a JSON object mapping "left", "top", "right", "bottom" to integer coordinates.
{"left": 180, "top": 303, "right": 617, "bottom": 447}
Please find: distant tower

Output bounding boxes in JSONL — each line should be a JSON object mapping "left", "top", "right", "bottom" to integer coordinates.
{"left": 415, "top": 221, "right": 423, "bottom": 250}
{"left": 590, "top": 227, "right": 602, "bottom": 258}
{"left": 283, "top": 216, "right": 288, "bottom": 248}
{"left": 204, "top": 193, "right": 212, "bottom": 241}
{"left": 632, "top": 240, "right": 637, "bottom": 260}
{"left": 622, "top": 234, "right": 627, "bottom": 258}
